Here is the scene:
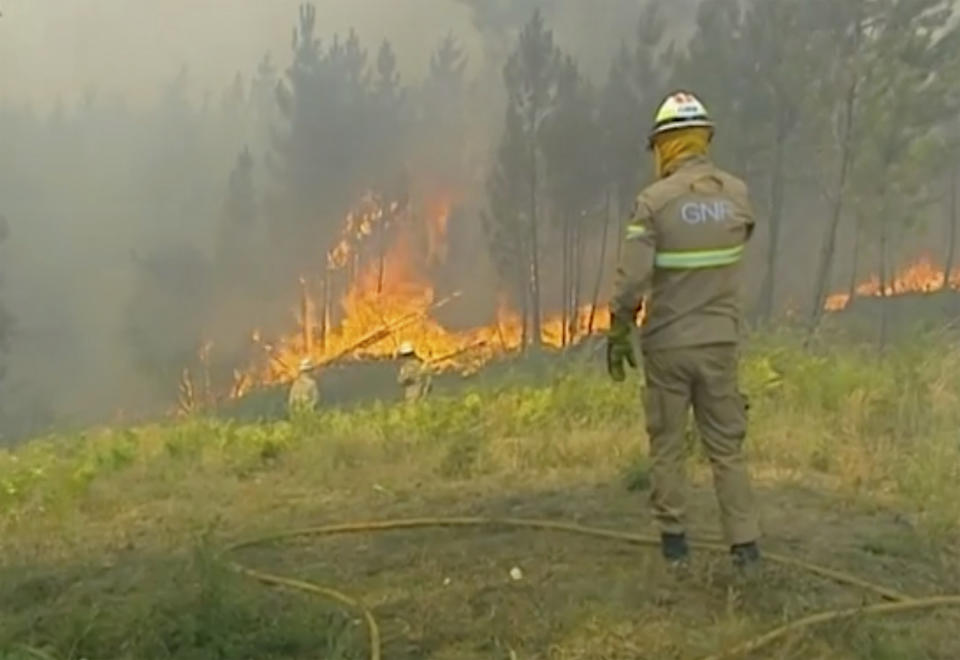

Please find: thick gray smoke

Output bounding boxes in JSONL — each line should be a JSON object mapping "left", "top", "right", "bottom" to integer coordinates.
{"left": 0, "top": 0, "right": 690, "bottom": 440}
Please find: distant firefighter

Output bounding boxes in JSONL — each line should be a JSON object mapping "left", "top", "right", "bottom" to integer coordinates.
{"left": 287, "top": 358, "right": 319, "bottom": 415}
{"left": 396, "top": 341, "right": 432, "bottom": 402}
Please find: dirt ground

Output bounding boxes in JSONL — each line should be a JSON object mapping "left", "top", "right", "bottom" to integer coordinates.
{"left": 226, "top": 470, "right": 960, "bottom": 660}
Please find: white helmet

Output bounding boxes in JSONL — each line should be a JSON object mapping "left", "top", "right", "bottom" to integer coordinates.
{"left": 649, "top": 90, "right": 714, "bottom": 144}
{"left": 398, "top": 341, "right": 415, "bottom": 357}
{"left": 298, "top": 357, "right": 314, "bottom": 373}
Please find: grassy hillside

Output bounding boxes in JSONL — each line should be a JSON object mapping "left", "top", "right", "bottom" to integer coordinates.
{"left": 2, "top": 332, "right": 959, "bottom": 659}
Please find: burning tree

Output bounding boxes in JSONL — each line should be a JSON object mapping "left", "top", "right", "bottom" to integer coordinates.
{"left": 268, "top": 5, "right": 405, "bottom": 289}
{"left": 196, "top": 1, "right": 960, "bottom": 407}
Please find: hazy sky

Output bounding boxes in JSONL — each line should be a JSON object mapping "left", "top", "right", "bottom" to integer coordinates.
{"left": 0, "top": 0, "right": 480, "bottom": 105}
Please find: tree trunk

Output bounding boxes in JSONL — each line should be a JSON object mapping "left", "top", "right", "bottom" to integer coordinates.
{"left": 759, "top": 116, "right": 788, "bottom": 322}
{"left": 377, "top": 221, "right": 386, "bottom": 295}
{"left": 847, "top": 212, "right": 863, "bottom": 301}
{"left": 300, "top": 277, "right": 313, "bottom": 355}
{"left": 571, "top": 218, "right": 585, "bottom": 341}
{"left": 616, "top": 184, "right": 629, "bottom": 264}
{"left": 561, "top": 212, "right": 570, "bottom": 347}
{"left": 589, "top": 188, "right": 613, "bottom": 334}
{"left": 519, "top": 254, "right": 529, "bottom": 351}
{"left": 529, "top": 149, "right": 543, "bottom": 348}
{"left": 944, "top": 159, "right": 959, "bottom": 290}
{"left": 878, "top": 208, "right": 890, "bottom": 351}
{"left": 807, "top": 73, "right": 859, "bottom": 343}
{"left": 806, "top": 3, "right": 863, "bottom": 344}
{"left": 320, "top": 267, "right": 329, "bottom": 349}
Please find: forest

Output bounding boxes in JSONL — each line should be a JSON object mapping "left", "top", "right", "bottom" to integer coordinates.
{"left": 0, "top": 0, "right": 958, "bottom": 435}
{"left": 4, "top": 3, "right": 960, "bottom": 659}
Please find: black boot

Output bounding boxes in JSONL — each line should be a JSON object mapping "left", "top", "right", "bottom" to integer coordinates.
{"left": 661, "top": 532, "right": 689, "bottom": 563}
{"left": 730, "top": 541, "right": 761, "bottom": 569}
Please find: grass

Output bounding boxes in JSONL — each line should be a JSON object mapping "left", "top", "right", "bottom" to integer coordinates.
{"left": 0, "top": 542, "right": 359, "bottom": 660}
{"left": 1, "top": 330, "right": 960, "bottom": 658}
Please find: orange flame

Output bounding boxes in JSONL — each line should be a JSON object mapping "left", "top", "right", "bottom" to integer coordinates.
{"left": 824, "top": 255, "right": 959, "bottom": 312}
{"left": 233, "top": 191, "right": 609, "bottom": 393}
{"left": 231, "top": 200, "right": 959, "bottom": 400}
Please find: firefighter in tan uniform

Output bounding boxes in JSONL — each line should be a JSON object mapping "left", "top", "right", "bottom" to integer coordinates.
{"left": 397, "top": 342, "right": 432, "bottom": 402}
{"left": 608, "top": 91, "right": 761, "bottom": 567}
{"left": 287, "top": 358, "right": 319, "bottom": 416}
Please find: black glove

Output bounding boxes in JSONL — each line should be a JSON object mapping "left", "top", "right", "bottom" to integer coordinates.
{"left": 606, "top": 310, "right": 638, "bottom": 382}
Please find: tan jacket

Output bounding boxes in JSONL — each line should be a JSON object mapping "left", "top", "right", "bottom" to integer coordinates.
{"left": 398, "top": 358, "right": 432, "bottom": 402}
{"left": 287, "top": 373, "right": 319, "bottom": 413}
{"left": 611, "top": 155, "right": 756, "bottom": 351}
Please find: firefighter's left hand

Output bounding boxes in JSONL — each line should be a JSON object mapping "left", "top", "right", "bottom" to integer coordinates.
{"left": 606, "top": 312, "right": 637, "bottom": 382}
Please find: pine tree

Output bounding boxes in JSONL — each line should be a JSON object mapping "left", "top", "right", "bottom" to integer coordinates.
{"left": 419, "top": 34, "right": 472, "bottom": 290}
{"left": 427, "top": 34, "right": 468, "bottom": 106}
{"left": 495, "top": 9, "right": 561, "bottom": 347}
{"left": 252, "top": 54, "right": 277, "bottom": 119}
{"left": 673, "top": 0, "right": 755, "bottom": 174}
{"left": 217, "top": 147, "right": 258, "bottom": 282}
{"left": 455, "top": 0, "right": 555, "bottom": 58}
{"left": 485, "top": 101, "right": 532, "bottom": 344}
{"left": 542, "top": 55, "right": 602, "bottom": 343}
{"left": 807, "top": 0, "right": 960, "bottom": 339}
{"left": 741, "top": 0, "right": 822, "bottom": 321}
{"left": 124, "top": 244, "right": 212, "bottom": 394}
{"left": 598, "top": 4, "right": 674, "bottom": 262}
{"left": 599, "top": 44, "right": 642, "bottom": 219}
{"left": 270, "top": 6, "right": 374, "bottom": 276}
{"left": 421, "top": 33, "right": 469, "bottom": 179}
{"left": 943, "top": 122, "right": 960, "bottom": 285}
{"left": 805, "top": 0, "right": 870, "bottom": 338}
{"left": 370, "top": 39, "right": 407, "bottom": 196}
{"left": 848, "top": 0, "right": 960, "bottom": 345}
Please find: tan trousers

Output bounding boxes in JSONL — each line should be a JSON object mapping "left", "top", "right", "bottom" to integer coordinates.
{"left": 643, "top": 344, "right": 760, "bottom": 545}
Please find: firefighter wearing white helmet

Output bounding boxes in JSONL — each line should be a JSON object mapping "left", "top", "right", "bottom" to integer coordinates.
{"left": 396, "top": 341, "right": 432, "bottom": 402}
{"left": 648, "top": 91, "right": 715, "bottom": 145}
{"left": 287, "top": 357, "right": 319, "bottom": 416}
{"left": 608, "top": 90, "right": 761, "bottom": 568}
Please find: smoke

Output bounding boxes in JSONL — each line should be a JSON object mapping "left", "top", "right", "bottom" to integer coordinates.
{"left": 0, "top": 0, "right": 696, "bottom": 439}
{"left": 0, "top": 0, "right": 481, "bottom": 105}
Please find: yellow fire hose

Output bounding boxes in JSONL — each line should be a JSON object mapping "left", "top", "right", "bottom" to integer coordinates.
{"left": 701, "top": 596, "right": 960, "bottom": 660}
{"left": 220, "top": 516, "right": 960, "bottom": 660}
{"left": 229, "top": 563, "right": 382, "bottom": 660}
